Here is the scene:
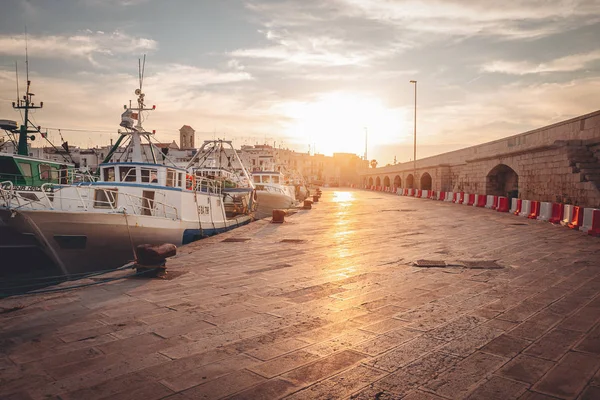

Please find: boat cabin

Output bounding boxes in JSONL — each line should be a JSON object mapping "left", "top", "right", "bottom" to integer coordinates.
{"left": 0, "top": 154, "right": 73, "bottom": 187}
{"left": 252, "top": 171, "right": 284, "bottom": 185}
{"left": 98, "top": 162, "right": 193, "bottom": 190}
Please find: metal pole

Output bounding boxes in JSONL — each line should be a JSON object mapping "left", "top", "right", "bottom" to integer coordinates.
{"left": 410, "top": 80, "right": 417, "bottom": 188}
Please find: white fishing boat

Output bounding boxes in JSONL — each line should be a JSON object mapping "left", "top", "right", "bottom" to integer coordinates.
{"left": 252, "top": 170, "right": 297, "bottom": 219}
{"left": 0, "top": 62, "right": 256, "bottom": 275}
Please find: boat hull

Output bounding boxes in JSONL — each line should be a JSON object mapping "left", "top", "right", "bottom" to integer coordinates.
{"left": 5, "top": 210, "right": 252, "bottom": 275}
{"left": 255, "top": 191, "right": 296, "bottom": 219}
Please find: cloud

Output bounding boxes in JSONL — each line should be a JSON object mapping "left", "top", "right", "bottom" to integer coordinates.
{"left": 231, "top": 29, "right": 401, "bottom": 67}
{"left": 0, "top": 31, "right": 157, "bottom": 64}
{"left": 481, "top": 50, "right": 600, "bottom": 75}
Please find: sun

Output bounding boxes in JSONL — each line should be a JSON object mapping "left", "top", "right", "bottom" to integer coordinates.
{"left": 280, "top": 92, "right": 410, "bottom": 156}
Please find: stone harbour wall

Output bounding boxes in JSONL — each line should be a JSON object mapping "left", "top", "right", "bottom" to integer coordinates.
{"left": 361, "top": 110, "right": 600, "bottom": 207}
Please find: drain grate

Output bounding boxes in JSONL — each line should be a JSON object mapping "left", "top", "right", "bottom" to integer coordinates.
{"left": 222, "top": 238, "right": 251, "bottom": 242}
{"left": 280, "top": 239, "right": 306, "bottom": 243}
{"left": 414, "top": 260, "right": 447, "bottom": 268}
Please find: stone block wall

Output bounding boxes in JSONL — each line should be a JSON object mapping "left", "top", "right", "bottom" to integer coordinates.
{"left": 362, "top": 110, "right": 600, "bottom": 207}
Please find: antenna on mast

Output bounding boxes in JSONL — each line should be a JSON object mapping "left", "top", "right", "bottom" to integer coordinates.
{"left": 15, "top": 62, "right": 20, "bottom": 103}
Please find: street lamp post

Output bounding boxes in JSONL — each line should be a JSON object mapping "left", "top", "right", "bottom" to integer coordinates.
{"left": 410, "top": 80, "right": 417, "bottom": 189}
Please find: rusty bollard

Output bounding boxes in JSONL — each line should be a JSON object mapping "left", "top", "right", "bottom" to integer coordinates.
{"left": 312, "top": 195, "right": 319, "bottom": 203}
{"left": 272, "top": 209, "right": 286, "bottom": 223}
{"left": 303, "top": 200, "right": 313, "bottom": 209}
{"left": 135, "top": 243, "right": 177, "bottom": 277}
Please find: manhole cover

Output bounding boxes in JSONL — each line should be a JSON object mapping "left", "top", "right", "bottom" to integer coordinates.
{"left": 280, "top": 239, "right": 306, "bottom": 243}
{"left": 414, "top": 260, "right": 447, "bottom": 268}
{"left": 222, "top": 238, "right": 251, "bottom": 242}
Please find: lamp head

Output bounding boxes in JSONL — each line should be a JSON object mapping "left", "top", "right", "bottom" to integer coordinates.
{"left": 410, "top": 80, "right": 417, "bottom": 83}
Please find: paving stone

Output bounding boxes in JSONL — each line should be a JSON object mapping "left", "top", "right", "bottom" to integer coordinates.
{"left": 178, "top": 369, "right": 266, "bottom": 399}
{"left": 352, "top": 329, "right": 420, "bottom": 356}
{"left": 508, "top": 309, "right": 564, "bottom": 341}
{"left": 480, "top": 334, "right": 532, "bottom": 358}
{"left": 579, "top": 385, "right": 600, "bottom": 400}
{"left": 285, "top": 364, "right": 386, "bottom": 400}
{"left": 245, "top": 338, "right": 311, "bottom": 360}
{"left": 366, "top": 336, "right": 446, "bottom": 372}
{"left": 465, "top": 375, "right": 529, "bottom": 399}
{"left": 282, "top": 349, "right": 366, "bottom": 385}
{"left": 533, "top": 351, "right": 600, "bottom": 399}
{"left": 524, "top": 328, "right": 584, "bottom": 361}
{"left": 518, "top": 391, "right": 562, "bottom": 400}
{"left": 574, "top": 323, "right": 600, "bottom": 355}
{"left": 439, "top": 324, "right": 504, "bottom": 357}
{"left": 425, "top": 351, "right": 508, "bottom": 398}
{"left": 227, "top": 378, "right": 299, "bottom": 400}
{"left": 425, "top": 315, "right": 489, "bottom": 341}
{"left": 401, "top": 391, "right": 447, "bottom": 400}
{"left": 248, "top": 350, "right": 321, "bottom": 379}
{"left": 497, "top": 354, "right": 555, "bottom": 384}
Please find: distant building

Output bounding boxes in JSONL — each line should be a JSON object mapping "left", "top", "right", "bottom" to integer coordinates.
{"left": 179, "top": 125, "right": 195, "bottom": 150}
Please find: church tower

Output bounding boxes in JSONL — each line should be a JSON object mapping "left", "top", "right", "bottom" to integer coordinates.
{"left": 179, "top": 125, "right": 195, "bottom": 149}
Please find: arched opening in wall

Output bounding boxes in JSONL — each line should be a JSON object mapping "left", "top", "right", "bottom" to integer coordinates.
{"left": 383, "top": 176, "right": 391, "bottom": 188}
{"left": 394, "top": 175, "right": 401, "bottom": 188}
{"left": 363, "top": 177, "right": 368, "bottom": 187}
{"left": 420, "top": 172, "right": 432, "bottom": 190}
{"left": 486, "top": 164, "right": 518, "bottom": 198}
{"left": 406, "top": 174, "right": 414, "bottom": 189}
{"left": 368, "top": 177, "right": 374, "bottom": 187}
{"left": 375, "top": 177, "right": 381, "bottom": 187}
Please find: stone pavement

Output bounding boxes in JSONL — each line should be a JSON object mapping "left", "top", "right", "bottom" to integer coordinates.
{"left": 1, "top": 189, "right": 600, "bottom": 400}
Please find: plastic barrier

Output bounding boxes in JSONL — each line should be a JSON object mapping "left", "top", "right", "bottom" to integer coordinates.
{"left": 560, "top": 205, "right": 574, "bottom": 226}
{"left": 549, "top": 203, "right": 564, "bottom": 224}
{"left": 445, "top": 192, "right": 453, "bottom": 202}
{"left": 438, "top": 191, "right": 446, "bottom": 201}
{"left": 484, "top": 195, "right": 495, "bottom": 209}
{"left": 581, "top": 208, "right": 600, "bottom": 236}
{"left": 537, "top": 202, "right": 552, "bottom": 221}
{"left": 568, "top": 206, "right": 583, "bottom": 230}
{"left": 419, "top": 190, "right": 427, "bottom": 198}
{"left": 428, "top": 190, "right": 435, "bottom": 200}
{"left": 407, "top": 188, "right": 414, "bottom": 196}
{"left": 397, "top": 188, "right": 403, "bottom": 196}
{"left": 496, "top": 196, "right": 509, "bottom": 212}
{"left": 512, "top": 199, "right": 522, "bottom": 215}
{"left": 528, "top": 201, "right": 541, "bottom": 219}
{"left": 519, "top": 200, "right": 532, "bottom": 217}
{"left": 465, "top": 193, "right": 475, "bottom": 206}
{"left": 474, "top": 194, "right": 486, "bottom": 207}
{"left": 509, "top": 198, "right": 519, "bottom": 214}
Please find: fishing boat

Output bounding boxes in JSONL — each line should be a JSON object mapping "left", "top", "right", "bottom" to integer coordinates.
{"left": 252, "top": 169, "right": 298, "bottom": 219}
{"left": 0, "top": 61, "right": 256, "bottom": 275}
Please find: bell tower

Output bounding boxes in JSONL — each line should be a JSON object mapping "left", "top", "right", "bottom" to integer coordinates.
{"left": 179, "top": 125, "right": 195, "bottom": 149}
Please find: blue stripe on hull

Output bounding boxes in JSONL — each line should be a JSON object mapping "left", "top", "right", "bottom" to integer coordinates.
{"left": 182, "top": 219, "right": 252, "bottom": 245}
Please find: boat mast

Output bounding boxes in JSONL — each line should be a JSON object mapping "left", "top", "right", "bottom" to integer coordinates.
{"left": 12, "top": 43, "right": 43, "bottom": 156}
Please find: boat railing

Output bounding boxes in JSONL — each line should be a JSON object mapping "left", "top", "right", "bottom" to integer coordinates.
{"left": 0, "top": 184, "right": 179, "bottom": 220}
{"left": 194, "top": 175, "right": 223, "bottom": 195}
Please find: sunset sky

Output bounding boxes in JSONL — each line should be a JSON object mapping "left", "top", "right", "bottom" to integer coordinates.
{"left": 0, "top": 0, "right": 599, "bottom": 165}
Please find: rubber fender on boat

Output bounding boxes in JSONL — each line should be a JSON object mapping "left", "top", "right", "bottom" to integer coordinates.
{"left": 136, "top": 243, "right": 177, "bottom": 265}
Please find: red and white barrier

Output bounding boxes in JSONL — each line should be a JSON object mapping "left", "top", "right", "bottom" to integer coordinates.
{"left": 518, "top": 200, "right": 531, "bottom": 217}
{"left": 549, "top": 203, "right": 564, "bottom": 224}
{"left": 474, "top": 194, "right": 486, "bottom": 207}
{"left": 497, "top": 196, "right": 509, "bottom": 212}
{"left": 560, "top": 205, "right": 574, "bottom": 226}
{"left": 537, "top": 202, "right": 552, "bottom": 221}
{"left": 429, "top": 191, "right": 436, "bottom": 200}
{"left": 445, "top": 192, "right": 454, "bottom": 202}
{"left": 581, "top": 208, "right": 600, "bottom": 236}
{"left": 510, "top": 198, "right": 520, "bottom": 214}
{"left": 568, "top": 206, "right": 583, "bottom": 229}
{"left": 407, "top": 188, "right": 414, "bottom": 196}
{"left": 528, "top": 201, "right": 541, "bottom": 219}
{"left": 465, "top": 193, "right": 475, "bottom": 206}
{"left": 419, "top": 189, "right": 427, "bottom": 198}
{"left": 438, "top": 191, "right": 446, "bottom": 201}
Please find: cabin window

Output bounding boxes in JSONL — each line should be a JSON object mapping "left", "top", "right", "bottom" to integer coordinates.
{"left": 141, "top": 168, "right": 158, "bottom": 183}
{"left": 103, "top": 167, "right": 115, "bottom": 182}
{"left": 18, "top": 162, "right": 33, "bottom": 178}
{"left": 262, "top": 176, "right": 271, "bottom": 184}
{"left": 177, "top": 173, "right": 183, "bottom": 188}
{"left": 93, "top": 188, "right": 118, "bottom": 209}
{"left": 272, "top": 175, "right": 280, "bottom": 184}
{"left": 120, "top": 166, "right": 137, "bottom": 182}
{"left": 253, "top": 176, "right": 261, "bottom": 183}
{"left": 166, "top": 169, "right": 176, "bottom": 187}
{"left": 39, "top": 164, "right": 58, "bottom": 182}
